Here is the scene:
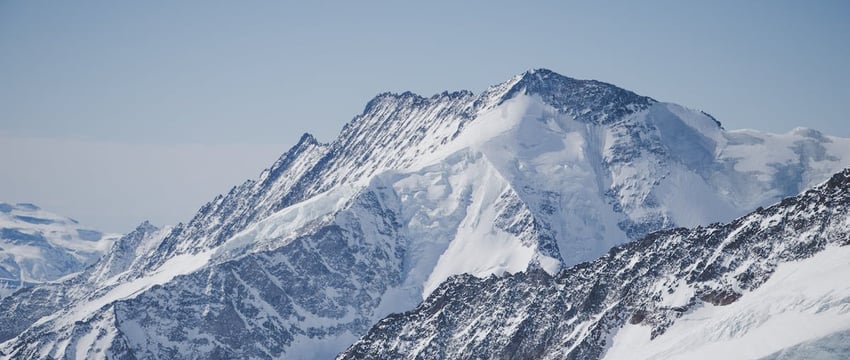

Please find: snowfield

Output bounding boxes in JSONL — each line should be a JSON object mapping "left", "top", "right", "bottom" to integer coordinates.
{"left": 605, "top": 245, "right": 850, "bottom": 360}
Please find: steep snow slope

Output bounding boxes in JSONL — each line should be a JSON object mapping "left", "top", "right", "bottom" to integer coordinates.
{"left": 0, "top": 202, "right": 119, "bottom": 297}
{"left": 605, "top": 244, "right": 850, "bottom": 360}
{"left": 340, "top": 168, "right": 850, "bottom": 360}
{"left": 2, "top": 69, "right": 849, "bottom": 359}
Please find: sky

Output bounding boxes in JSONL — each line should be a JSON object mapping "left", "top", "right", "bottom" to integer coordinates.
{"left": 1, "top": 1, "right": 848, "bottom": 232}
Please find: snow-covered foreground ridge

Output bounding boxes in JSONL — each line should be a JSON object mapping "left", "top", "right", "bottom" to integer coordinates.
{"left": 0, "top": 202, "right": 119, "bottom": 298}
{"left": 340, "top": 168, "right": 850, "bottom": 360}
{"left": 1, "top": 69, "right": 849, "bottom": 359}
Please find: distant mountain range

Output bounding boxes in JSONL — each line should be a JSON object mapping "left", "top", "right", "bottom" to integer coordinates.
{"left": 2, "top": 69, "right": 849, "bottom": 359}
{"left": 0, "top": 202, "right": 119, "bottom": 298}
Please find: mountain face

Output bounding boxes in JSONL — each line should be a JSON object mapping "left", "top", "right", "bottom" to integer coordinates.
{"left": 2, "top": 69, "right": 849, "bottom": 359}
{"left": 0, "top": 221, "right": 167, "bottom": 345}
{"left": 340, "top": 169, "right": 850, "bottom": 360}
{"left": 0, "top": 202, "right": 119, "bottom": 298}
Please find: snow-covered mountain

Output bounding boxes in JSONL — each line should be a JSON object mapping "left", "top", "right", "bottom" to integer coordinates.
{"left": 340, "top": 168, "right": 850, "bottom": 360}
{"left": 0, "top": 221, "right": 167, "bottom": 345}
{"left": 0, "top": 202, "right": 119, "bottom": 298}
{"left": 1, "top": 69, "right": 849, "bottom": 359}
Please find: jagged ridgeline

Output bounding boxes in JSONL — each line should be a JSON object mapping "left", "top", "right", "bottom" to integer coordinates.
{"left": 1, "top": 69, "right": 849, "bottom": 359}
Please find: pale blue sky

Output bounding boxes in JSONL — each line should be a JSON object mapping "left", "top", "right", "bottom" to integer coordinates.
{"left": 1, "top": 1, "right": 849, "bottom": 231}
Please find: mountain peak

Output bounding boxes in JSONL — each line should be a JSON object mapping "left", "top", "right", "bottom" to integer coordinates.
{"left": 499, "top": 68, "right": 655, "bottom": 124}
{"left": 519, "top": 67, "right": 574, "bottom": 81}
{"left": 296, "top": 132, "right": 319, "bottom": 147}
{"left": 135, "top": 220, "right": 159, "bottom": 233}
{"left": 357, "top": 69, "right": 653, "bottom": 127}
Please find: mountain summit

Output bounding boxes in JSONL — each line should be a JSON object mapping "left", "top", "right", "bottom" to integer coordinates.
{"left": 1, "top": 70, "right": 849, "bottom": 359}
{"left": 500, "top": 68, "right": 655, "bottom": 124}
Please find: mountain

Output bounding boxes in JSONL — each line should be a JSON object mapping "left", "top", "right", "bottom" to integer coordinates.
{"left": 2, "top": 69, "right": 849, "bottom": 359}
{"left": 340, "top": 168, "right": 850, "bottom": 360}
{"left": 0, "top": 202, "right": 120, "bottom": 298}
{"left": 0, "top": 221, "right": 167, "bottom": 346}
